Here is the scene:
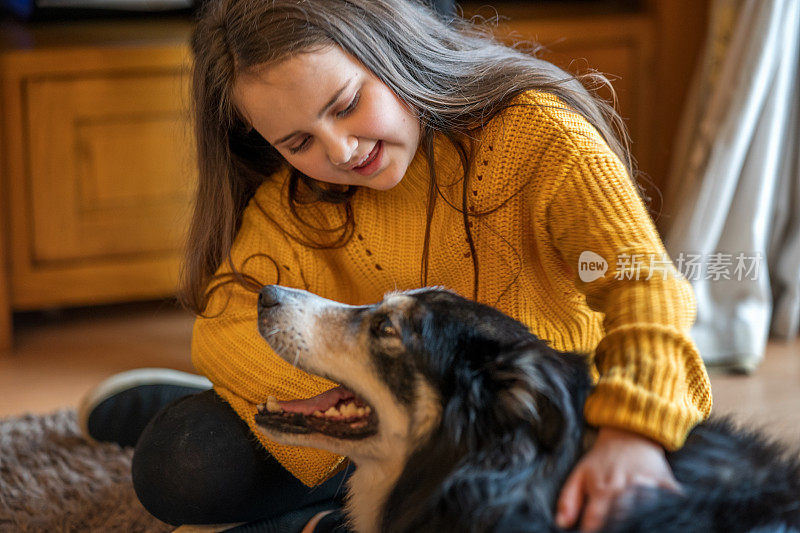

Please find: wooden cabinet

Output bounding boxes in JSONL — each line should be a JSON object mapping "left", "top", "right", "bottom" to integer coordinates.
{"left": 26, "top": 71, "right": 192, "bottom": 266}
{"left": 0, "top": 20, "right": 194, "bottom": 350}
{"left": 0, "top": 3, "right": 709, "bottom": 350}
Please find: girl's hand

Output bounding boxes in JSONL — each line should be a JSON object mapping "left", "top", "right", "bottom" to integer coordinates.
{"left": 555, "top": 426, "right": 681, "bottom": 532}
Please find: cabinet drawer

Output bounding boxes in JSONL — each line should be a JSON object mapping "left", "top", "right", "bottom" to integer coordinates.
{"left": 25, "top": 71, "right": 193, "bottom": 262}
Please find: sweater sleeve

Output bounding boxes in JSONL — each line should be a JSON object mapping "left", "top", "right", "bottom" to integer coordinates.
{"left": 191, "top": 184, "right": 346, "bottom": 487}
{"left": 545, "top": 146, "right": 712, "bottom": 450}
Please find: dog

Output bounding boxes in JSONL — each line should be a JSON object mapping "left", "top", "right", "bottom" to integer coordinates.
{"left": 254, "top": 285, "right": 800, "bottom": 533}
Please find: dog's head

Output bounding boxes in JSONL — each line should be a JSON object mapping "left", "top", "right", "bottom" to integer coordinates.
{"left": 254, "top": 285, "right": 591, "bottom": 467}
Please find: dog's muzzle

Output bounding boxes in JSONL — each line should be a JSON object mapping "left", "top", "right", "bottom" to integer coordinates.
{"left": 254, "top": 285, "right": 379, "bottom": 439}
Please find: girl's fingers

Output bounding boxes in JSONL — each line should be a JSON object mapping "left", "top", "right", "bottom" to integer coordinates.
{"left": 579, "top": 490, "right": 614, "bottom": 533}
{"left": 556, "top": 467, "right": 585, "bottom": 529}
{"left": 663, "top": 469, "right": 681, "bottom": 492}
{"left": 660, "top": 476, "right": 684, "bottom": 494}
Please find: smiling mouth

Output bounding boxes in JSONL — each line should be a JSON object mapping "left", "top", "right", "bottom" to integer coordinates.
{"left": 352, "top": 141, "right": 381, "bottom": 170}
{"left": 255, "top": 385, "right": 378, "bottom": 439}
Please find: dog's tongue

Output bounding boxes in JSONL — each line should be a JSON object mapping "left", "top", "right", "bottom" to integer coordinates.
{"left": 277, "top": 386, "right": 354, "bottom": 415}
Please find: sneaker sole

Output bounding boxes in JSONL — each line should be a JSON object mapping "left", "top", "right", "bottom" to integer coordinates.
{"left": 77, "top": 368, "right": 212, "bottom": 443}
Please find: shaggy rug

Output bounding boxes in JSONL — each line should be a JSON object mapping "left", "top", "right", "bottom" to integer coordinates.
{"left": 0, "top": 409, "right": 172, "bottom": 532}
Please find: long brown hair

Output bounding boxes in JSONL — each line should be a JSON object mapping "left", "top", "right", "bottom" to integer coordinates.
{"left": 180, "top": 0, "right": 639, "bottom": 314}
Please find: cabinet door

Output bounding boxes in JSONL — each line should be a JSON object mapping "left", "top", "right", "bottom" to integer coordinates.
{"left": 26, "top": 72, "right": 193, "bottom": 262}
{"left": 8, "top": 64, "right": 195, "bottom": 309}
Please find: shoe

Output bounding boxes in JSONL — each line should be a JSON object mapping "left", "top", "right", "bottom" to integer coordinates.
{"left": 78, "top": 368, "right": 212, "bottom": 448}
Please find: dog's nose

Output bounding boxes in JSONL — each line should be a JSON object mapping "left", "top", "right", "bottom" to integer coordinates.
{"left": 259, "top": 285, "right": 280, "bottom": 308}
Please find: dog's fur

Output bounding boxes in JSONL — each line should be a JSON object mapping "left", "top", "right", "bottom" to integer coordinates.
{"left": 255, "top": 285, "right": 800, "bottom": 533}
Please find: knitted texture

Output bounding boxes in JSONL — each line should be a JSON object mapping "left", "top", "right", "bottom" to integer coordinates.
{"left": 192, "top": 90, "right": 712, "bottom": 487}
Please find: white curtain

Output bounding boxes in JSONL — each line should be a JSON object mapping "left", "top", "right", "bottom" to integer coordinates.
{"left": 663, "top": 0, "right": 800, "bottom": 372}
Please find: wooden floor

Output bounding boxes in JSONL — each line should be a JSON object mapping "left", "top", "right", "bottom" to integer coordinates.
{"left": 0, "top": 300, "right": 196, "bottom": 417}
{"left": 1, "top": 299, "right": 799, "bottom": 445}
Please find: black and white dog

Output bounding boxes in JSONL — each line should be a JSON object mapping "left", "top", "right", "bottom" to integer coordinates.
{"left": 254, "top": 285, "right": 800, "bottom": 533}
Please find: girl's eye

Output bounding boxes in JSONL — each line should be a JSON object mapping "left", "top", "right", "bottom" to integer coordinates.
{"left": 285, "top": 92, "right": 359, "bottom": 154}
{"left": 288, "top": 136, "right": 311, "bottom": 154}
{"left": 336, "top": 92, "right": 360, "bottom": 118}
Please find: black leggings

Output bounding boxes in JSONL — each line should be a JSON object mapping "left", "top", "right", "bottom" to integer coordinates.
{"left": 131, "top": 390, "right": 350, "bottom": 527}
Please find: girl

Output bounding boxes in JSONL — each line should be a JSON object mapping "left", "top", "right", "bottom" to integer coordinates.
{"left": 80, "top": 0, "right": 711, "bottom": 531}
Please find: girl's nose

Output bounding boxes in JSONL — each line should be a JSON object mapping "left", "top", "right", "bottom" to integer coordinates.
{"left": 324, "top": 132, "right": 358, "bottom": 167}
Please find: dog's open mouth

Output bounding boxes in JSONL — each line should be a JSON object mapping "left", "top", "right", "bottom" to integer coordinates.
{"left": 255, "top": 385, "right": 378, "bottom": 439}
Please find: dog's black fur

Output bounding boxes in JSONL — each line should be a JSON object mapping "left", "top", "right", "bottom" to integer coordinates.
{"left": 377, "top": 290, "right": 800, "bottom": 533}
{"left": 256, "top": 286, "right": 800, "bottom": 533}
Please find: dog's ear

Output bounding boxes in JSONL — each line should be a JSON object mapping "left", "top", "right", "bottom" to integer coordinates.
{"left": 479, "top": 339, "right": 591, "bottom": 452}
{"left": 387, "top": 335, "right": 593, "bottom": 532}
{"left": 436, "top": 328, "right": 591, "bottom": 451}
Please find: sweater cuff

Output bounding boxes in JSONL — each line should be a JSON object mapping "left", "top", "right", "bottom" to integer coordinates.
{"left": 583, "top": 324, "right": 712, "bottom": 451}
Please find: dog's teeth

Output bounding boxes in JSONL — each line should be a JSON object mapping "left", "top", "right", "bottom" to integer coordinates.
{"left": 341, "top": 403, "right": 358, "bottom": 417}
{"left": 356, "top": 407, "right": 366, "bottom": 416}
{"left": 266, "top": 396, "right": 283, "bottom": 413}
{"left": 324, "top": 406, "right": 340, "bottom": 418}
{"left": 364, "top": 406, "right": 372, "bottom": 414}
{"left": 313, "top": 410, "right": 324, "bottom": 417}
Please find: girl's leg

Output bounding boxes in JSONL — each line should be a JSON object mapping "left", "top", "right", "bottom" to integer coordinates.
{"left": 131, "top": 389, "right": 349, "bottom": 526}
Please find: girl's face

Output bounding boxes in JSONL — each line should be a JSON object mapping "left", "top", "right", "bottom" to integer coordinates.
{"left": 234, "top": 46, "right": 422, "bottom": 190}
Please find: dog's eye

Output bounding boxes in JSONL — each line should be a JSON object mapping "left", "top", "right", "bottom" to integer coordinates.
{"left": 373, "top": 317, "right": 398, "bottom": 338}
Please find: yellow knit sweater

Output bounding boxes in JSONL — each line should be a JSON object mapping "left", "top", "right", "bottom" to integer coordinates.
{"left": 192, "top": 90, "right": 712, "bottom": 487}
